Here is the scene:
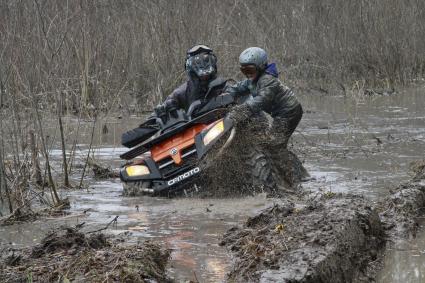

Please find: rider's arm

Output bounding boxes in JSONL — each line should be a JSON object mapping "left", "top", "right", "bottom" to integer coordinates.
{"left": 163, "top": 82, "right": 187, "bottom": 110}
{"left": 244, "top": 75, "right": 278, "bottom": 114}
{"left": 224, "top": 79, "right": 251, "bottom": 99}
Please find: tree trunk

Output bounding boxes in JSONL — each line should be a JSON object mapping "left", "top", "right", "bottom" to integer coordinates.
{"left": 79, "top": 117, "right": 96, "bottom": 190}
{"left": 29, "top": 130, "right": 43, "bottom": 186}
{"left": 0, "top": 75, "right": 12, "bottom": 213}
{"left": 32, "top": 94, "right": 61, "bottom": 205}
{"left": 0, "top": 134, "right": 12, "bottom": 214}
{"left": 59, "top": 116, "right": 70, "bottom": 187}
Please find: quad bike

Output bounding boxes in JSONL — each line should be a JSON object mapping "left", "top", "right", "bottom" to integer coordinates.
{"left": 119, "top": 84, "right": 276, "bottom": 197}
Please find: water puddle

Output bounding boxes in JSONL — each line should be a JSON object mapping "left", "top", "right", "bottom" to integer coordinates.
{"left": 377, "top": 220, "right": 425, "bottom": 283}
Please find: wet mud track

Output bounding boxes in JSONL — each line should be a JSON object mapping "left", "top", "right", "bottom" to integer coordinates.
{"left": 221, "top": 194, "right": 384, "bottom": 282}
{"left": 221, "top": 174, "right": 425, "bottom": 283}
{"left": 1, "top": 87, "right": 425, "bottom": 282}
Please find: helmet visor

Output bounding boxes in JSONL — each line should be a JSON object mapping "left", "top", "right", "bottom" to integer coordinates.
{"left": 240, "top": 65, "right": 257, "bottom": 78}
{"left": 187, "top": 53, "right": 216, "bottom": 78}
{"left": 187, "top": 45, "right": 213, "bottom": 57}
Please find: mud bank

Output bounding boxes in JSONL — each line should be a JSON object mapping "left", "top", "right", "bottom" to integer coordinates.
{"left": 222, "top": 165, "right": 425, "bottom": 283}
{"left": 379, "top": 176, "right": 425, "bottom": 240}
{"left": 221, "top": 195, "right": 384, "bottom": 282}
{"left": 0, "top": 226, "right": 172, "bottom": 283}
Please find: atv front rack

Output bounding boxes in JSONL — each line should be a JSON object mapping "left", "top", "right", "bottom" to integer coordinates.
{"left": 120, "top": 108, "right": 228, "bottom": 160}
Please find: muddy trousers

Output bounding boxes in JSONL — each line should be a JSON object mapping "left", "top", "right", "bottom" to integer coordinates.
{"left": 271, "top": 104, "right": 303, "bottom": 148}
{"left": 267, "top": 105, "right": 304, "bottom": 187}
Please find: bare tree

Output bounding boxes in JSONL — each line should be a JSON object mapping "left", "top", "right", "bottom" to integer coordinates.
{"left": 1, "top": 0, "right": 425, "bottom": 213}
{"left": 32, "top": 92, "right": 61, "bottom": 205}
{"left": 29, "top": 130, "right": 43, "bottom": 186}
{"left": 0, "top": 68, "right": 12, "bottom": 213}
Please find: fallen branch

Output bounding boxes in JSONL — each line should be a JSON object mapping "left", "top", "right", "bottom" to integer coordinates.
{"left": 86, "top": 215, "right": 119, "bottom": 234}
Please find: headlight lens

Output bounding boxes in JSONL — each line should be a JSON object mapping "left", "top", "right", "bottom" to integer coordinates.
{"left": 126, "top": 165, "right": 150, "bottom": 177}
{"left": 203, "top": 121, "right": 224, "bottom": 145}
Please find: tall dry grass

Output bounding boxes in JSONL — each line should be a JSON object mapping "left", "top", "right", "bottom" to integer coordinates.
{"left": 0, "top": 0, "right": 424, "bottom": 213}
{"left": 0, "top": 0, "right": 424, "bottom": 113}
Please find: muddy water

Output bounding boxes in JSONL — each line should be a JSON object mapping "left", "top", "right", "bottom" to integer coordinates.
{"left": 378, "top": 228, "right": 425, "bottom": 283}
{"left": 298, "top": 87, "right": 425, "bottom": 199}
{"left": 298, "top": 87, "right": 425, "bottom": 283}
{"left": 1, "top": 86, "right": 425, "bottom": 282}
{"left": 65, "top": 180, "right": 276, "bottom": 282}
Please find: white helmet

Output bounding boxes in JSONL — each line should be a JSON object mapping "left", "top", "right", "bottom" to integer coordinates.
{"left": 239, "top": 47, "right": 268, "bottom": 71}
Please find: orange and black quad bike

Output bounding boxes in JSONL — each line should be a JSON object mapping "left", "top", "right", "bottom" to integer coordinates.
{"left": 119, "top": 92, "right": 237, "bottom": 196}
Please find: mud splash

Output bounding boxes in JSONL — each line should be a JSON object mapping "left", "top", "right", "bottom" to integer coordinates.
{"left": 196, "top": 114, "right": 308, "bottom": 198}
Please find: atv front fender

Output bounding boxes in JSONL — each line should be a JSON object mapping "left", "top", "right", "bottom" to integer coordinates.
{"left": 194, "top": 117, "right": 234, "bottom": 159}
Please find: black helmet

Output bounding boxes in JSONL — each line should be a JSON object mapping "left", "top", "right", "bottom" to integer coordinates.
{"left": 185, "top": 45, "right": 217, "bottom": 80}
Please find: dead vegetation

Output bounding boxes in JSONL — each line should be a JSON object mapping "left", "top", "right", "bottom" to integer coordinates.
{"left": 0, "top": 2, "right": 424, "bottom": 280}
{"left": 1, "top": 1, "right": 424, "bottom": 117}
{"left": 0, "top": 0, "right": 424, "bottom": 218}
{"left": 0, "top": 225, "right": 172, "bottom": 283}
{"left": 0, "top": 198, "right": 70, "bottom": 226}
{"left": 409, "top": 160, "right": 425, "bottom": 181}
{"left": 88, "top": 158, "right": 119, "bottom": 179}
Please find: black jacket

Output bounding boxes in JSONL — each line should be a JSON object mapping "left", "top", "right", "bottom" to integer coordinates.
{"left": 164, "top": 77, "right": 229, "bottom": 112}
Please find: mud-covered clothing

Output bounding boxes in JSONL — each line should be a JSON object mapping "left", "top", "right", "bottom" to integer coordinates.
{"left": 226, "top": 64, "right": 302, "bottom": 147}
{"left": 163, "top": 76, "right": 228, "bottom": 113}
{"left": 226, "top": 64, "right": 301, "bottom": 119}
{"left": 227, "top": 64, "right": 304, "bottom": 188}
{"left": 271, "top": 106, "right": 303, "bottom": 145}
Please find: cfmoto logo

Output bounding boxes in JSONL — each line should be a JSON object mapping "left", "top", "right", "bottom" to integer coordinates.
{"left": 167, "top": 167, "right": 200, "bottom": 186}
{"left": 170, "top": 148, "right": 178, "bottom": 156}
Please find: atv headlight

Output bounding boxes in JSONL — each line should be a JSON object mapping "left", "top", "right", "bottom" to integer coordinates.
{"left": 203, "top": 121, "right": 224, "bottom": 146}
{"left": 126, "top": 165, "right": 150, "bottom": 177}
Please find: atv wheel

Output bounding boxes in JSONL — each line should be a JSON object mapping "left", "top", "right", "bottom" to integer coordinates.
{"left": 245, "top": 150, "right": 278, "bottom": 196}
{"left": 122, "top": 181, "right": 152, "bottom": 196}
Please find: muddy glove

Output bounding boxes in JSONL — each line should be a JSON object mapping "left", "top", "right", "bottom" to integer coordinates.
{"left": 168, "top": 105, "right": 179, "bottom": 119}
{"left": 154, "top": 104, "right": 168, "bottom": 123}
{"left": 227, "top": 103, "right": 252, "bottom": 126}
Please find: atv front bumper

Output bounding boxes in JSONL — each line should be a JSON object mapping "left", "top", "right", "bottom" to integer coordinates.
{"left": 120, "top": 118, "right": 233, "bottom": 195}
{"left": 125, "top": 166, "right": 202, "bottom": 195}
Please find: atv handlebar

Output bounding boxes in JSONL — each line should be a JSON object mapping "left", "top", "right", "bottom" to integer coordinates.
{"left": 186, "top": 100, "right": 202, "bottom": 117}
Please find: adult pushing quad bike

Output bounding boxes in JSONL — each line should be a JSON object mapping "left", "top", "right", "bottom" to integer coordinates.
{"left": 119, "top": 86, "right": 278, "bottom": 197}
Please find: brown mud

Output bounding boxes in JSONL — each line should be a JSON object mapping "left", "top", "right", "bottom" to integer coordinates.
{"left": 378, "top": 163, "right": 425, "bottom": 240}
{"left": 221, "top": 164, "right": 425, "bottom": 282}
{"left": 221, "top": 194, "right": 384, "bottom": 283}
{"left": 4, "top": 163, "right": 425, "bottom": 283}
{"left": 1, "top": 89, "right": 425, "bottom": 281}
{"left": 194, "top": 115, "right": 309, "bottom": 198}
{"left": 0, "top": 225, "right": 172, "bottom": 283}
{"left": 409, "top": 160, "right": 425, "bottom": 181}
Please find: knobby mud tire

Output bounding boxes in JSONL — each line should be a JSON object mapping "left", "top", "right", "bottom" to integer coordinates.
{"left": 245, "top": 150, "right": 278, "bottom": 196}
{"left": 122, "top": 181, "right": 152, "bottom": 196}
